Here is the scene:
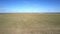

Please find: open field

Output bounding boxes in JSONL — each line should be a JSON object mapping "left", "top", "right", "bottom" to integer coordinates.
{"left": 0, "top": 14, "right": 60, "bottom": 34}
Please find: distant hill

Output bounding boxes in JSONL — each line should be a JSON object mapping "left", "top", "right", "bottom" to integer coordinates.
{"left": 44, "top": 12, "right": 60, "bottom": 14}
{"left": 0, "top": 12, "right": 60, "bottom": 14}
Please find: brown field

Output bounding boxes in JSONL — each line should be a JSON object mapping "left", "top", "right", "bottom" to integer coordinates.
{"left": 0, "top": 14, "right": 60, "bottom": 34}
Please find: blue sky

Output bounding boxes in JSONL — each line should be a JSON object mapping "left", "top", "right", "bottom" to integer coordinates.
{"left": 0, "top": 0, "right": 60, "bottom": 13}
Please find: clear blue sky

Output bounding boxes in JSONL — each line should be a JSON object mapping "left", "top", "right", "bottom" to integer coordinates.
{"left": 0, "top": 0, "right": 60, "bottom": 13}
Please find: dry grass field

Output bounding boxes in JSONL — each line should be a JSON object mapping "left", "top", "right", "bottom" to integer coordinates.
{"left": 0, "top": 13, "right": 60, "bottom": 34}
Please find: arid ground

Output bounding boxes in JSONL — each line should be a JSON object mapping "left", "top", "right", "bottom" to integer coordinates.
{"left": 0, "top": 14, "right": 60, "bottom": 34}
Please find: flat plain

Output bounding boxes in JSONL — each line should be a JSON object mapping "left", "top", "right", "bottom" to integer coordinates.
{"left": 0, "top": 13, "right": 60, "bottom": 34}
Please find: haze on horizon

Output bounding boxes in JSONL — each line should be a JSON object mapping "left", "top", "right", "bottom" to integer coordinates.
{"left": 0, "top": 0, "right": 60, "bottom": 13}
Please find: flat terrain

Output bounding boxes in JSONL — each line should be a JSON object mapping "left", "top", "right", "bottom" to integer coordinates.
{"left": 0, "top": 14, "right": 60, "bottom": 34}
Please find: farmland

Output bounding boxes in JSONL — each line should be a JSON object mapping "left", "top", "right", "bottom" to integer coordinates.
{"left": 0, "top": 13, "right": 60, "bottom": 34}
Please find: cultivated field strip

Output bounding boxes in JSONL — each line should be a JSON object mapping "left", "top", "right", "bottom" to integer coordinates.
{"left": 0, "top": 14, "right": 60, "bottom": 34}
